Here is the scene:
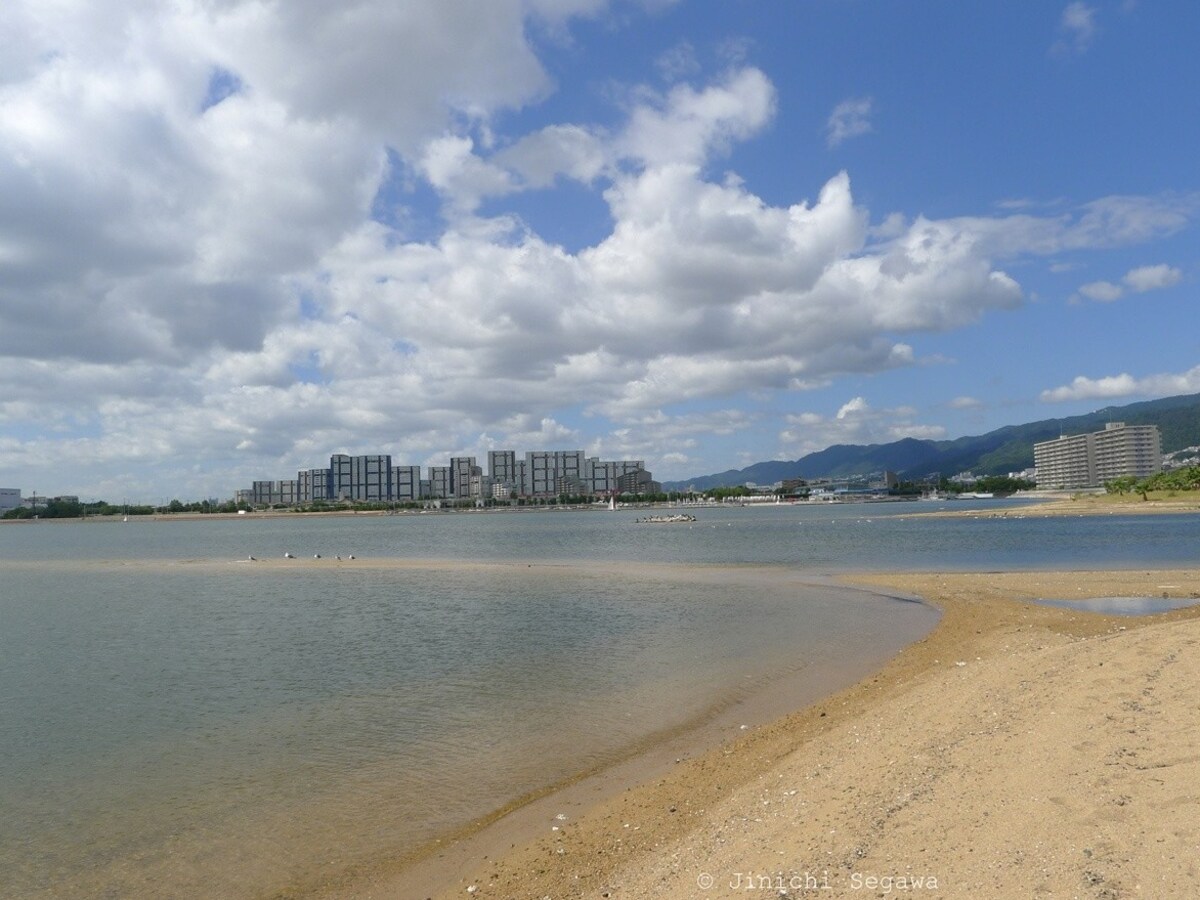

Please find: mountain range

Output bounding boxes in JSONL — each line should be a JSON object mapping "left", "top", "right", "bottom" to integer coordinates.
{"left": 663, "top": 393, "right": 1200, "bottom": 492}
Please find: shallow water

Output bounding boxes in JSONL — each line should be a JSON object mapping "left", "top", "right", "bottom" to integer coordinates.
{"left": 2, "top": 502, "right": 1198, "bottom": 897}
{"left": 1033, "top": 595, "right": 1200, "bottom": 615}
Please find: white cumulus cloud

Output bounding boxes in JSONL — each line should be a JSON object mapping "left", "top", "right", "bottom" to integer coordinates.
{"left": 1074, "top": 263, "right": 1182, "bottom": 302}
{"left": 779, "top": 398, "right": 946, "bottom": 457}
{"left": 0, "top": 0, "right": 1195, "bottom": 500}
{"left": 1040, "top": 365, "right": 1200, "bottom": 402}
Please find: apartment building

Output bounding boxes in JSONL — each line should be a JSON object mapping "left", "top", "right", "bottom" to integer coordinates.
{"left": 298, "top": 467, "right": 331, "bottom": 503}
{"left": 391, "top": 465, "right": 420, "bottom": 502}
{"left": 349, "top": 454, "right": 392, "bottom": 502}
{"left": 428, "top": 466, "right": 451, "bottom": 499}
{"left": 1093, "top": 422, "right": 1162, "bottom": 484}
{"left": 527, "top": 450, "right": 585, "bottom": 496}
{"left": 329, "top": 454, "right": 353, "bottom": 500}
{"left": 450, "top": 456, "right": 480, "bottom": 499}
{"left": 1034, "top": 422, "right": 1161, "bottom": 490}
{"left": 239, "top": 448, "right": 654, "bottom": 506}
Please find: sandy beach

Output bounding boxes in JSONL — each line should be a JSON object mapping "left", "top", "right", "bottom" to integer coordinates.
{"left": 920, "top": 493, "right": 1200, "bottom": 519}
{"left": 347, "top": 567, "right": 1200, "bottom": 900}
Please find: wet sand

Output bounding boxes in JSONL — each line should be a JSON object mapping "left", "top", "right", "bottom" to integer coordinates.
{"left": 357, "top": 568, "right": 1200, "bottom": 900}
{"left": 922, "top": 493, "right": 1200, "bottom": 518}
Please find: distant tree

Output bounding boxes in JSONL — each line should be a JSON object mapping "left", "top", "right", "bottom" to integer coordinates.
{"left": 1105, "top": 476, "right": 1139, "bottom": 496}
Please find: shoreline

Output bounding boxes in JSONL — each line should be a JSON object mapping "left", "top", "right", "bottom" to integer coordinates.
{"left": 351, "top": 567, "right": 1200, "bottom": 900}
{"left": 289, "top": 575, "right": 938, "bottom": 900}
{"left": 917, "top": 492, "right": 1200, "bottom": 518}
{"left": 7, "top": 491, "right": 1200, "bottom": 526}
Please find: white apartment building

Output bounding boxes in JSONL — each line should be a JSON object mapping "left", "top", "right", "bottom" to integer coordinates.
{"left": 1034, "top": 422, "right": 1162, "bottom": 490}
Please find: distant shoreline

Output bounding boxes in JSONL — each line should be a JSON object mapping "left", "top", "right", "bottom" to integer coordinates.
{"left": 917, "top": 491, "right": 1200, "bottom": 518}
{"left": 7, "top": 490, "right": 1200, "bottom": 525}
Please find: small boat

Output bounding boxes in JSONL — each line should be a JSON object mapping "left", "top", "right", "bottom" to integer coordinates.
{"left": 635, "top": 513, "right": 696, "bottom": 524}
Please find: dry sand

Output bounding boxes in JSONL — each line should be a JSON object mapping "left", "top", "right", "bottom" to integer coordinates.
{"left": 368, "top": 568, "right": 1200, "bottom": 900}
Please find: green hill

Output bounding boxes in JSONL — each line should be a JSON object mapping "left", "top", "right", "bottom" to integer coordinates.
{"left": 664, "top": 393, "right": 1200, "bottom": 491}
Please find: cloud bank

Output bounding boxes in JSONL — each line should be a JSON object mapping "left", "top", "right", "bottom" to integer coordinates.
{"left": 0, "top": 0, "right": 1194, "bottom": 498}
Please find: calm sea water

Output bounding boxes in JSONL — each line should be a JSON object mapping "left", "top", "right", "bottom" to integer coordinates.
{"left": 2, "top": 501, "right": 1198, "bottom": 898}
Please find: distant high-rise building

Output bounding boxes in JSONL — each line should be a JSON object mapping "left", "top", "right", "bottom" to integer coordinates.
{"left": 298, "top": 468, "right": 331, "bottom": 502}
{"left": 329, "top": 454, "right": 353, "bottom": 501}
{"left": 241, "top": 447, "right": 652, "bottom": 505}
{"left": 582, "top": 457, "right": 644, "bottom": 494}
{"left": 526, "top": 450, "right": 584, "bottom": 496}
{"left": 252, "top": 480, "right": 275, "bottom": 506}
{"left": 277, "top": 479, "right": 298, "bottom": 506}
{"left": 450, "top": 456, "right": 479, "bottom": 499}
{"left": 391, "top": 465, "right": 420, "bottom": 502}
{"left": 1034, "top": 422, "right": 1162, "bottom": 489}
{"left": 488, "top": 450, "right": 517, "bottom": 483}
{"left": 428, "top": 466, "right": 451, "bottom": 499}
{"left": 617, "top": 468, "right": 660, "bottom": 495}
{"left": 350, "top": 454, "right": 392, "bottom": 501}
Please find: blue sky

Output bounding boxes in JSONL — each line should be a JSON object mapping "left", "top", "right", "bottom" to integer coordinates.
{"left": 0, "top": 1, "right": 1197, "bottom": 501}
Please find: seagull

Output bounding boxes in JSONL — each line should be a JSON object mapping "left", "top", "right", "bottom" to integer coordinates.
{"left": 284, "top": 552, "right": 294, "bottom": 559}
{"left": 248, "top": 555, "right": 256, "bottom": 561}
{"left": 313, "top": 553, "right": 321, "bottom": 559}
{"left": 348, "top": 554, "right": 356, "bottom": 560}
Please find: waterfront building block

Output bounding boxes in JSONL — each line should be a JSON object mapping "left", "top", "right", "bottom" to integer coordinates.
{"left": 450, "top": 456, "right": 480, "bottom": 499}
{"left": 349, "top": 454, "right": 392, "bottom": 501}
{"left": 1034, "top": 422, "right": 1162, "bottom": 490}
{"left": 428, "top": 466, "right": 451, "bottom": 499}
{"left": 391, "top": 465, "right": 420, "bottom": 502}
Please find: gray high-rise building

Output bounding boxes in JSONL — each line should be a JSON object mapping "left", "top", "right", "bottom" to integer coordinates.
{"left": 488, "top": 450, "right": 517, "bottom": 483}
{"left": 526, "top": 450, "right": 584, "bottom": 496}
{"left": 450, "top": 456, "right": 480, "bottom": 499}
{"left": 329, "top": 454, "right": 353, "bottom": 500}
{"left": 350, "top": 454, "right": 392, "bottom": 501}
{"left": 298, "top": 467, "right": 331, "bottom": 502}
{"left": 428, "top": 466, "right": 451, "bottom": 499}
{"left": 391, "top": 465, "right": 420, "bottom": 502}
{"left": 1034, "top": 422, "right": 1161, "bottom": 490}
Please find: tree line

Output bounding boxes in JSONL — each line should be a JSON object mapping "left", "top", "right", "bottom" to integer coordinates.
{"left": 1105, "top": 465, "right": 1200, "bottom": 499}
{"left": 2, "top": 498, "right": 241, "bottom": 519}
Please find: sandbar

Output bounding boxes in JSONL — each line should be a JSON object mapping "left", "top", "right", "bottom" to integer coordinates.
{"left": 921, "top": 492, "right": 1200, "bottom": 518}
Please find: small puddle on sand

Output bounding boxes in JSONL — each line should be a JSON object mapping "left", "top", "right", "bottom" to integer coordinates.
{"left": 1033, "top": 596, "right": 1200, "bottom": 616}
